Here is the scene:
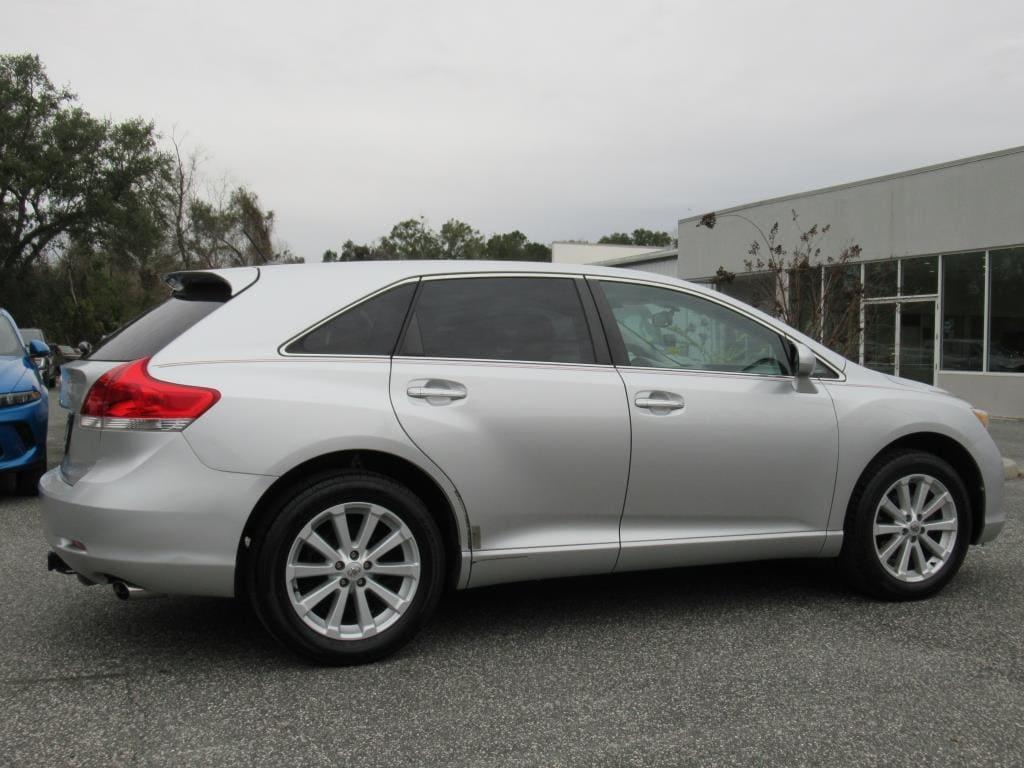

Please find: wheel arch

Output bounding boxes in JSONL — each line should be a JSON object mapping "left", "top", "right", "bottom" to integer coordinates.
{"left": 851, "top": 432, "right": 986, "bottom": 544}
{"left": 235, "top": 449, "right": 468, "bottom": 598}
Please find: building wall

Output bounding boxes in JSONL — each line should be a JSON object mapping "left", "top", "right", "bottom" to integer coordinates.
{"left": 676, "top": 147, "right": 1024, "bottom": 278}
{"left": 551, "top": 242, "right": 663, "bottom": 265}
{"left": 937, "top": 373, "right": 1024, "bottom": 420}
{"left": 674, "top": 146, "right": 1024, "bottom": 417}
{"left": 618, "top": 257, "right": 678, "bottom": 277}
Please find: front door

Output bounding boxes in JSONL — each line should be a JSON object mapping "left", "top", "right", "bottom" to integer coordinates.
{"left": 389, "top": 275, "right": 630, "bottom": 587}
{"left": 591, "top": 278, "right": 839, "bottom": 572}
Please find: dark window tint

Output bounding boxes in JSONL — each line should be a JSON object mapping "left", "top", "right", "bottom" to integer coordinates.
{"left": 0, "top": 318, "right": 22, "bottom": 357}
{"left": 286, "top": 282, "right": 416, "bottom": 356}
{"left": 400, "top": 277, "right": 594, "bottom": 364}
{"left": 91, "top": 297, "right": 226, "bottom": 362}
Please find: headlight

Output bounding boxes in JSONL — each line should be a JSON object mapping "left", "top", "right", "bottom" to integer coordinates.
{"left": 972, "top": 408, "right": 990, "bottom": 429}
{"left": 0, "top": 390, "right": 41, "bottom": 408}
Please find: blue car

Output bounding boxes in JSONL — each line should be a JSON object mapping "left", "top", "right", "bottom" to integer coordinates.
{"left": 0, "top": 309, "right": 50, "bottom": 495}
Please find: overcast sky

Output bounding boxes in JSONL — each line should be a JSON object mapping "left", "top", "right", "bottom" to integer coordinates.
{"left": 5, "top": 1, "right": 1024, "bottom": 259}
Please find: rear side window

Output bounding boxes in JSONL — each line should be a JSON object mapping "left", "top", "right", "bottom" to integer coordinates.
{"left": 399, "top": 277, "right": 595, "bottom": 364}
{"left": 91, "top": 296, "right": 226, "bottom": 362}
{"left": 284, "top": 282, "right": 416, "bottom": 356}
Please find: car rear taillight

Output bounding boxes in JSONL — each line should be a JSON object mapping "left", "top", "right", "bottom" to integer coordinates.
{"left": 79, "top": 357, "right": 220, "bottom": 432}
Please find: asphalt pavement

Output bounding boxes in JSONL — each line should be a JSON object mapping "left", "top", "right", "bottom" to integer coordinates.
{"left": 1, "top": 394, "right": 1022, "bottom": 767}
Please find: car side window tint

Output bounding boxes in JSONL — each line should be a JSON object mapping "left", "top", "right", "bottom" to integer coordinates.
{"left": 400, "top": 277, "right": 595, "bottom": 364}
{"left": 0, "top": 317, "right": 22, "bottom": 357}
{"left": 599, "top": 280, "right": 791, "bottom": 375}
{"left": 285, "top": 282, "right": 416, "bottom": 356}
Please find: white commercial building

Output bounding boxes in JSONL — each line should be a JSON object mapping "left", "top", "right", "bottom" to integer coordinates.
{"left": 556, "top": 146, "right": 1024, "bottom": 417}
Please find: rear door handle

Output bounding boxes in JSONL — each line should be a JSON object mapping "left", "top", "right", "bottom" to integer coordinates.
{"left": 406, "top": 380, "right": 467, "bottom": 402}
{"left": 634, "top": 391, "right": 685, "bottom": 412}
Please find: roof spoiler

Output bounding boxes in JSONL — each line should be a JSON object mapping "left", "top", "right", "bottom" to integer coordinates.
{"left": 163, "top": 267, "right": 260, "bottom": 298}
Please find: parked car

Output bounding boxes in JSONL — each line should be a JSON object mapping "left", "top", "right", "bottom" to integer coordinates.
{"left": 0, "top": 310, "right": 50, "bottom": 495}
{"left": 41, "top": 263, "right": 1005, "bottom": 664}
{"left": 20, "top": 327, "right": 56, "bottom": 387}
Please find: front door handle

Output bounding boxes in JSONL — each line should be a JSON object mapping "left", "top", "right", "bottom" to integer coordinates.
{"left": 634, "top": 391, "right": 685, "bottom": 412}
{"left": 406, "top": 379, "right": 467, "bottom": 403}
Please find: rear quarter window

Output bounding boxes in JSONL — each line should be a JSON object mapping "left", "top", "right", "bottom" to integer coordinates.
{"left": 283, "top": 282, "right": 417, "bottom": 356}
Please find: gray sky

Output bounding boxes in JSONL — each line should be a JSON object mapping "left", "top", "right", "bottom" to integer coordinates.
{"left": 5, "top": 0, "right": 1024, "bottom": 259}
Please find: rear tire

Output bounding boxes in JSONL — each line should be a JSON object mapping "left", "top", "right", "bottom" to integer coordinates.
{"left": 247, "top": 471, "right": 444, "bottom": 665}
{"left": 840, "top": 450, "right": 971, "bottom": 600}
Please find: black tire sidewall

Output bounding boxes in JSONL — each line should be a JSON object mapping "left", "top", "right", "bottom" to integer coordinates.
{"left": 250, "top": 472, "right": 444, "bottom": 665}
{"left": 846, "top": 451, "right": 971, "bottom": 599}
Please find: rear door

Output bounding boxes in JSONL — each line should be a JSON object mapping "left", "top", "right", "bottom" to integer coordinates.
{"left": 389, "top": 274, "right": 630, "bottom": 586}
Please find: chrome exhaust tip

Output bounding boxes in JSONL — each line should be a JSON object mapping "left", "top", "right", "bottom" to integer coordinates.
{"left": 111, "top": 582, "right": 164, "bottom": 600}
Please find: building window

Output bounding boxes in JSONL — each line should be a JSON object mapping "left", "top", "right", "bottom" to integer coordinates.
{"left": 864, "top": 260, "right": 897, "bottom": 297}
{"left": 941, "top": 251, "right": 986, "bottom": 371}
{"left": 989, "top": 247, "right": 1024, "bottom": 372}
{"left": 716, "top": 272, "right": 775, "bottom": 314}
{"left": 901, "top": 256, "right": 938, "bottom": 296}
{"left": 823, "top": 264, "right": 862, "bottom": 359}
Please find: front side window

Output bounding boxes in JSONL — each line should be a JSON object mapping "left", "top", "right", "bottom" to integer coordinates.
{"left": 399, "top": 277, "right": 595, "bottom": 364}
{"left": 285, "top": 282, "right": 416, "bottom": 356}
{"left": 599, "top": 281, "right": 791, "bottom": 375}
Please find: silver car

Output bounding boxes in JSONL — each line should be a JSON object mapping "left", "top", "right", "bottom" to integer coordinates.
{"left": 40, "top": 262, "right": 1005, "bottom": 664}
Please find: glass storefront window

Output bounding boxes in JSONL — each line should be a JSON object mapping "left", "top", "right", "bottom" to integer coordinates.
{"left": 823, "top": 264, "right": 862, "bottom": 359}
{"left": 901, "top": 256, "right": 938, "bottom": 296}
{"left": 989, "top": 247, "right": 1024, "bottom": 372}
{"left": 864, "top": 260, "right": 897, "bottom": 297}
{"left": 717, "top": 272, "right": 776, "bottom": 314}
{"left": 941, "top": 251, "right": 985, "bottom": 371}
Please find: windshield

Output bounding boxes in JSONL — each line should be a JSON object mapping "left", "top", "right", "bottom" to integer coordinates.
{"left": 0, "top": 318, "right": 24, "bottom": 357}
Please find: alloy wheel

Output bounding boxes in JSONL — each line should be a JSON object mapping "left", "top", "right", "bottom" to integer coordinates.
{"left": 872, "top": 473, "right": 958, "bottom": 583}
{"left": 285, "top": 502, "right": 421, "bottom": 640}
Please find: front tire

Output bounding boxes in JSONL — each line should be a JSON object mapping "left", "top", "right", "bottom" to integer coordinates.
{"left": 247, "top": 471, "right": 444, "bottom": 665}
{"left": 840, "top": 450, "right": 971, "bottom": 600}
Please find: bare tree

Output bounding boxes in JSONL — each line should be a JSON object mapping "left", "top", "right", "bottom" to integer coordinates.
{"left": 698, "top": 210, "right": 867, "bottom": 358}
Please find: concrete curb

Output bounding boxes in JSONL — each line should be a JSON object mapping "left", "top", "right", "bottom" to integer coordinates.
{"left": 1004, "top": 457, "right": 1021, "bottom": 481}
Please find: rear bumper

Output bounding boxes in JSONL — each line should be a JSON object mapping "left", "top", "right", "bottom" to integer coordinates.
{"left": 39, "top": 435, "right": 275, "bottom": 597}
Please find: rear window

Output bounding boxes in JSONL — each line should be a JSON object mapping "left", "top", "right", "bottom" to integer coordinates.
{"left": 90, "top": 296, "right": 226, "bottom": 362}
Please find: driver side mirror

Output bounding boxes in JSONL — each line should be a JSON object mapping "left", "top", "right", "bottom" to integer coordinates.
{"left": 27, "top": 339, "right": 51, "bottom": 357}
{"left": 793, "top": 342, "right": 815, "bottom": 378}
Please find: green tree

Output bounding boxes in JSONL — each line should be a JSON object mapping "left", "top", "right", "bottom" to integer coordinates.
{"left": 630, "top": 228, "right": 674, "bottom": 247}
{"left": 0, "top": 54, "right": 171, "bottom": 277}
{"left": 598, "top": 228, "right": 674, "bottom": 247}
{"left": 597, "top": 232, "right": 634, "bottom": 245}
{"left": 439, "top": 219, "right": 484, "bottom": 260}
{"left": 485, "top": 230, "right": 551, "bottom": 262}
{"left": 379, "top": 217, "right": 442, "bottom": 260}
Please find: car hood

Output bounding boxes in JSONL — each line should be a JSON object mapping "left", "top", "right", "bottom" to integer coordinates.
{"left": 0, "top": 355, "right": 32, "bottom": 394}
